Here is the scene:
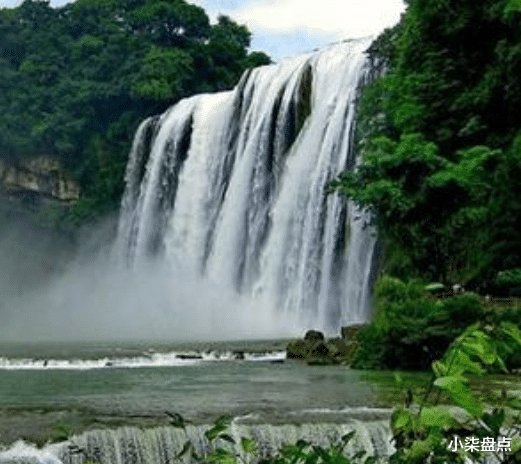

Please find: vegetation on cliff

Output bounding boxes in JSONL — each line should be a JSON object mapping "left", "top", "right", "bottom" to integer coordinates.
{"left": 0, "top": 0, "right": 270, "bottom": 222}
{"left": 335, "top": 0, "right": 521, "bottom": 292}
{"left": 332, "top": 0, "right": 521, "bottom": 370}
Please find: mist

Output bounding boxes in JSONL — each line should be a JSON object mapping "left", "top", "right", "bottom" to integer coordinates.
{"left": 0, "top": 212, "right": 298, "bottom": 343}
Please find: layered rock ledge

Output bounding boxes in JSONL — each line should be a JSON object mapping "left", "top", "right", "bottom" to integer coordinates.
{"left": 0, "top": 157, "right": 80, "bottom": 202}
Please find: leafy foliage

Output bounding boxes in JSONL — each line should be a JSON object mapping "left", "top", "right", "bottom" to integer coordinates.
{"left": 335, "top": 0, "right": 521, "bottom": 288}
{"left": 352, "top": 276, "right": 521, "bottom": 371}
{"left": 390, "top": 323, "right": 521, "bottom": 463}
{"left": 0, "top": 0, "right": 270, "bottom": 222}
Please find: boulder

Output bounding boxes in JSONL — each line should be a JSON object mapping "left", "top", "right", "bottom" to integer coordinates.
{"left": 286, "top": 327, "right": 362, "bottom": 366}
{"left": 286, "top": 339, "right": 310, "bottom": 359}
{"left": 327, "top": 337, "right": 358, "bottom": 364}
{"left": 341, "top": 324, "right": 365, "bottom": 341}
{"left": 309, "top": 341, "right": 330, "bottom": 358}
{"left": 304, "top": 330, "right": 325, "bottom": 343}
{"left": 326, "top": 338, "right": 350, "bottom": 357}
{"left": 305, "top": 342, "right": 333, "bottom": 366}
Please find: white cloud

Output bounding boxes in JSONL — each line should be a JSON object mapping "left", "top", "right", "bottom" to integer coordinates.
{"left": 0, "top": 0, "right": 20, "bottom": 7}
{"left": 233, "top": 0, "right": 405, "bottom": 39}
{"left": 187, "top": 0, "right": 405, "bottom": 58}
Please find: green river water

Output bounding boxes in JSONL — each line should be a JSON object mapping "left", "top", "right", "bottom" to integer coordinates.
{"left": 0, "top": 340, "right": 429, "bottom": 446}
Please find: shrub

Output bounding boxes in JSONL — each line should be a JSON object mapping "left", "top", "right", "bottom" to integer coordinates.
{"left": 353, "top": 277, "right": 491, "bottom": 370}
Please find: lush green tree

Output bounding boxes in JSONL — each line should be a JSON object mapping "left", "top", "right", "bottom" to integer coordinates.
{"left": 352, "top": 276, "right": 521, "bottom": 371}
{"left": 0, "top": 0, "right": 271, "bottom": 222}
{"left": 336, "top": 0, "right": 521, "bottom": 288}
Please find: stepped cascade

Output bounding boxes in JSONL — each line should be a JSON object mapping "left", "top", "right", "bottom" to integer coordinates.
{"left": 0, "top": 421, "right": 393, "bottom": 464}
{"left": 117, "top": 39, "right": 377, "bottom": 332}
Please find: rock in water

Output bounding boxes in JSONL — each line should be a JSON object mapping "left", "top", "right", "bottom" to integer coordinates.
{"left": 341, "top": 324, "right": 365, "bottom": 341}
{"left": 287, "top": 326, "right": 365, "bottom": 365}
{"left": 287, "top": 339, "right": 311, "bottom": 359}
{"left": 309, "top": 342, "right": 330, "bottom": 357}
{"left": 304, "top": 330, "right": 325, "bottom": 343}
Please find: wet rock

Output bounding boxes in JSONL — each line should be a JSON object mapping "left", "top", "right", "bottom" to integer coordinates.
{"left": 286, "top": 326, "right": 365, "bottom": 366}
{"left": 326, "top": 338, "right": 349, "bottom": 357}
{"left": 304, "top": 330, "right": 325, "bottom": 343}
{"left": 341, "top": 324, "right": 365, "bottom": 341}
{"left": 0, "top": 157, "right": 80, "bottom": 202}
{"left": 309, "top": 342, "right": 330, "bottom": 358}
{"left": 287, "top": 339, "right": 310, "bottom": 359}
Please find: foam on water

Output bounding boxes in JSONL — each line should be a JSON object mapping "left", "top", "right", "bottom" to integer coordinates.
{"left": 0, "top": 350, "right": 286, "bottom": 370}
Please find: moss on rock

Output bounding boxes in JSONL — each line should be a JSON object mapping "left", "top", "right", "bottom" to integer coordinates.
{"left": 286, "top": 326, "right": 365, "bottom": 366}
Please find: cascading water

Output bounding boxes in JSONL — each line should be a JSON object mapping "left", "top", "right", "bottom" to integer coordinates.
{"left": 0, "top": 419, "right": 393, "bottom": 464}
{"left": 116, "top": 38, "right": 378, "bottom": 333}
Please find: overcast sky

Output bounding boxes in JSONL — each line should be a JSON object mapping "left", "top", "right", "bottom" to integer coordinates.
{"left": 0, "top": 0, "right": 406, "bottom": 59}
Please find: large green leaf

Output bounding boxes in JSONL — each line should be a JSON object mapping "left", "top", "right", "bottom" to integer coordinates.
{"left": 434, "top": 376, "right": 483, "bottom": 418}
{"left": 419, "top": 406, "right": 457, "bottom": 428}
{"left": 391, "top": 408, "right": 413, "bottom": 432}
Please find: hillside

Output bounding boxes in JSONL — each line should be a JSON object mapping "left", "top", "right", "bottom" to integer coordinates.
{"left": 0, "top": 0, "right": 270, "bottom": 223}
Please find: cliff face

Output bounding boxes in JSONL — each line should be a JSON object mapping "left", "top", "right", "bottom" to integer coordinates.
{"left": 0, "top": 157, "right": 80, "bottom": 202}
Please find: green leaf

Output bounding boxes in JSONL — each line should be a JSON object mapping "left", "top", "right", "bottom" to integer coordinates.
{"left": 434, "top": 375, "right": 466, "bottom": 391}
{"left": 432, "top": 360, "right": 447, "bottom": 377}
{"left": 218, "top": 433, "right": 236, "bottom": 445}
{"left": 407, "top": 438, "right": 434, "bottom": 461}
{"left": 501, "top": 322, "right": 521, "bottom": 347}
{"left": 207, "top": 448, "right": 238, "bottom": 464}
{"left": 205, "top": 416, "right": 233, "bottom": 441}
{"left": 434, "top": 376, "right": 483, "bottom": 417}
{"left": 394, "top": 372, "right": 404, "bottom": 386}
{"left": 240, "top": 437, "right": 257, "bottom": 454}
{"left": 165, "top": 411, "right": 188, "bottom": 429}
{"left": 391, "top": 408, "right": 412, "bottom": 432}
{"left": 176, "top": 441, "right": 192, "bottom": 459}
{"left": 512, "top": 436, "right": 521, "bottom": 453}
{"left": 450, "top": 389, "right": 483, "bottom": 417}
{"left": 419, "top": 406, "right": 456, "bottom": 428}
{"left": 482, "top": 409, "right": 506, "bottom": 435}
{"left": 449, "top": 350, "right": 486, "bottom": 376}
{"left": 505, "top": 0, "right": 521, "bottom": 16}
{"left": 340, "top": 431, "right": 356, "bottom": 445}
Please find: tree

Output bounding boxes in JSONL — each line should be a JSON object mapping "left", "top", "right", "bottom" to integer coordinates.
{"left": 335, "top": 0, "right": 521, "bottom": 287}
{"left": 0, "top": 0, "right": 270, "bottom": 222}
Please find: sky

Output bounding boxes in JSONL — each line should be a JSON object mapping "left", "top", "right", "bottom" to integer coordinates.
{"left": 0, "top": 0, "right": 406, "bottom": 60}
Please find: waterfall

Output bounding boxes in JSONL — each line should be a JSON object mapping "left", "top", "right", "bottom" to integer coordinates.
{"left": 0, "top": 420, "right": 393, "bottom": 464}
{"left": 116, "top": 39, "right": 378, "bottom": 333}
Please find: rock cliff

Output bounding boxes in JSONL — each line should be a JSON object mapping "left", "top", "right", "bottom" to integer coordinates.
{"left": 0, "top": 157, "right": 80, "bottom": 202}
